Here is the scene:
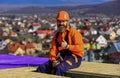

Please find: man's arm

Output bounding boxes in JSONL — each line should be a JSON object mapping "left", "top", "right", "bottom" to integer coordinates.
{"left": 68, "top": 29, "right": 84, "bottom": 57}
{"left": 49, "top": 36, "right": 57, "bottom": 61}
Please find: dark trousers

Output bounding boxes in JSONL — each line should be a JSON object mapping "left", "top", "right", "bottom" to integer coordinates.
{"left": 36, "top": 54, "right": 82, "bottom": 76}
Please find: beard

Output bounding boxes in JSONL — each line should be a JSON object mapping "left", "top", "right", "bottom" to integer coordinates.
{"left": 57, "top": 25, "right": 66, "bottom": 32}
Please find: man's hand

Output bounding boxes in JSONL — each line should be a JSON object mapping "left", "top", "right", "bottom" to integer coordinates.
{"left": 61, "top": 39, "right": 68, "bottom": 49}
{"left": 52, "top": 60, "right": 60, "bottom": 67}
{"left": 61, "top": 39, "right": 69, "bottom": 49}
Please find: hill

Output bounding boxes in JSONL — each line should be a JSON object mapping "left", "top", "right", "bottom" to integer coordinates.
{"left": 0, "top": 0, "right": 119, "bottom": 17}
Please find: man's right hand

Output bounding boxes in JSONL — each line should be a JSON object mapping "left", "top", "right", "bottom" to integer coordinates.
{"left": 52, "top": 60, "right": 60, "bottom": 67}
{"left": 61, "top": 39, "right": 68, "bottom": 49}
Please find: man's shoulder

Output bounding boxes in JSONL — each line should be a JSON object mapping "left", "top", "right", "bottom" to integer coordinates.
{"left": 69, "top": 27, "right": 78, "bottom": 32}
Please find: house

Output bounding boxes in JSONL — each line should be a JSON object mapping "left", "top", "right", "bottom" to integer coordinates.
{"left": 9, "top": 31, "right": 18, "bottom": 37}
{"left": 109, "top": 31, "right": 116, "bottom": 40}
{"left": 89, "top": 29, "right": 98, "bottom": 35}
{"left": 32, "top": 23, "right": 41, "bottom": 31}
{"left": 116, "top": 29, "right": 120, "bottom": 36}
{"left": 105, "top": 31, "right": 116, "bottom": 40}
{"left": 14, "top": 47, "right": 25, "bottom": 56}
{"left": 96, "top": 35, "right": 108, "bottom": 47}
{"left": 36, "top": 30, "right": 48, "bottom": 39}
{"left": 0, "top": 39, "right": 9, "bottom": 50}
{"left": 80, "top": 29, "right": 89, "bottom": 36}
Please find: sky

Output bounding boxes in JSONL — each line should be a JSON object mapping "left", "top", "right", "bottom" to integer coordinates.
{"left": 0, "top": 0, "right": 113, "bottom": 6}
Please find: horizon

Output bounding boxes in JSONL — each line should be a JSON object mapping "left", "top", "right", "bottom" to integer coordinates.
{"left": 0, "top": 0, "right": 114, "bottom": 6}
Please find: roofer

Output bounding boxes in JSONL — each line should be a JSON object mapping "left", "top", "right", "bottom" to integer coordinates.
{"left": 36, "top": 10, "right": 84, "bottom": 76}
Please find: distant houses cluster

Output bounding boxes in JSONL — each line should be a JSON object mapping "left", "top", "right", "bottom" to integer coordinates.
{"left": 0, "top": 14, "right": 120, "bottom": 64}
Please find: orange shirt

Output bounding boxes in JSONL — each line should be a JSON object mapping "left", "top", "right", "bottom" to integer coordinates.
{"left": 49, "top": 26, "right": 84, "bottom": 61}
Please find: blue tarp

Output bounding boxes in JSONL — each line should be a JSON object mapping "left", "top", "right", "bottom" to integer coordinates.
{"left": 108, "top": 42, "right": 120, "bottom": 54}
{"left": 114, "top": 42, "right": 120, "bottom": 52}
{"left": 0, "top": 54, "right": 48, "bottom": 69}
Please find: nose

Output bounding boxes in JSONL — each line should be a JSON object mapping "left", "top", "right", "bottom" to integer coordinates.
{"left": 58, "top": 21, "right": 64, "bottom": 24}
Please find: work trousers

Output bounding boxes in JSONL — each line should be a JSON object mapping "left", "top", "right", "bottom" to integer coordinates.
{"left": 36, "top": 54, "right": 82, "bottom": 76}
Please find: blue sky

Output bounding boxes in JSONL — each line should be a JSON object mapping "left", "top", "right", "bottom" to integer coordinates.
{"left": 0, "top": 0, "right": 113, "bottom": 6}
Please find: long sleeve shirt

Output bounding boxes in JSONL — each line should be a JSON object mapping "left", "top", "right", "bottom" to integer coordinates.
{"left": 49, "top": 26, "right": 84, "bottom": 61}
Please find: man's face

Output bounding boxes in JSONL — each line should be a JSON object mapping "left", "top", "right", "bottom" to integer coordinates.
{"left": 57, "top": 20, "right": 68, "bottom": 32}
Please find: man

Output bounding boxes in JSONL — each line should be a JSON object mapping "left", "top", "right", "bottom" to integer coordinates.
{"left": 36, "top": 10, "right": 84, "bottom": 76}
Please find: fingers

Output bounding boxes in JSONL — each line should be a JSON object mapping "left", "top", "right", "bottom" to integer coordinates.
{"left": 61, "top": 39, "right": 68, "bottom": 49}
{"left": 62, "top": 39, "right": 66, "bottom": 42}
{"left": 53, "top": 61, "right": 60, "bottom": 67}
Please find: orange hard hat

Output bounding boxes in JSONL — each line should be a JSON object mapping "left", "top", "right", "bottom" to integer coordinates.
{"left": 56, "top": 10, "right": 70, "bottom": 21}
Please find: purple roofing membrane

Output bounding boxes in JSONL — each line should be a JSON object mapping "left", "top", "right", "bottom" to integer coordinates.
{"left": 0, "top": 54, "right": 48, "bottom": 69}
